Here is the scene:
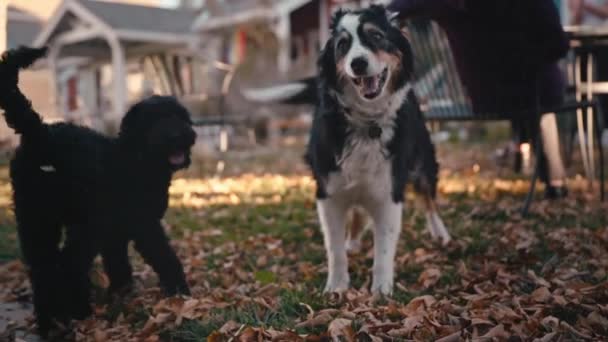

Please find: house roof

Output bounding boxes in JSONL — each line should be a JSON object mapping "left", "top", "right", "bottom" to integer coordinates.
{"left": 35, "top": 0, "right": 198, "bottom": 47}
{"left": 7, "top": 6, "right": 43, "bottom": 48}
{"left": 192, "top": 0, "right": 313, "bottom": 32}
{"left": 78, "top": 0, "right": 197, "bottom": 35}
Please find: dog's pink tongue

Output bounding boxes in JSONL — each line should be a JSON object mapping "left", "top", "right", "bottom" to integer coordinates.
{"left": 169, "top": 153, "right": 185, "bottom": 165}
{"left": 362, "top": 76, "right": 379, "bottom": 94}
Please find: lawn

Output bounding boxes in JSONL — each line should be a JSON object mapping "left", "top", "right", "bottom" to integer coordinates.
{"left": 1, "top": 142, "right": 607, "bottom": 341}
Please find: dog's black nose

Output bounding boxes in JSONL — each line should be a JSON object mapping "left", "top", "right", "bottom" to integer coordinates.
{"left": 350, "top": 57, "right": 368, "bottom": 75}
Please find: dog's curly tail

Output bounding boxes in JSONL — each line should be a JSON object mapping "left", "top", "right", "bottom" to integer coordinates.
{"left": 242, "top": 77, "right": 318, "bottom": 105}
{"left": 0, "top": 46, "right": 48, "bottom": 136}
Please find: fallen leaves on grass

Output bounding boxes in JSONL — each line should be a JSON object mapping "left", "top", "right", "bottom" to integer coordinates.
{"left": 0, "top": 153, "right": 607, "bottom": 341}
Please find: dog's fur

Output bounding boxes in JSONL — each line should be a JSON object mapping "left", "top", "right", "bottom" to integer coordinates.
{"left": 0, "top": 47, "right": 195, "bottom": 336}
{"left": 246, "top": 5, "right": 451, "bottom": 295}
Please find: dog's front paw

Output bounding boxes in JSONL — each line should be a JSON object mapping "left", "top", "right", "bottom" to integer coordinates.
{"left": 108, "top": 282, "right": 135, "bottom": 298}
{"left": 162, "top": 282, "right": 191, "bottom": 297}
{"left": 371, "top": 282, "right": 393, "bottom": 296}
{"left": 371, "top": 276, "right": 393, "bottom": 296}
{"left": 345, "top": 239, "right": 362, "bottom": 254}
{"left": 323, "top": 274, "right": 350, "bottom": 293}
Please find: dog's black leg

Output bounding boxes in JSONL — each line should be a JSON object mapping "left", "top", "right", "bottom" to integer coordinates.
{"left": 59, "top": 224, "right": 98, "bottom": 320}
{"left": 101, "top": 237, "right": 133, "bottom": 293}
{"left": 13, "top": 185, "right": 64, "bottom": 337}
{"left": 133, "top": 221, "right": 190, "bottom": 296}
{"left": 15, "top": 215, "right": 63, "bottom": 336}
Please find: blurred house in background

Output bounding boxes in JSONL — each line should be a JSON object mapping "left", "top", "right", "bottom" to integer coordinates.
{"left": 0, "top": 0, "right": 376, "bottom": 148}
{"left": 1, "top": 5, "right": 49, "bottom": 148}
{"left": 1, "top": 0, "right": 168, "bottom": 146}
{"left": 34, "top": 0, "right": 198, "bottom": 133}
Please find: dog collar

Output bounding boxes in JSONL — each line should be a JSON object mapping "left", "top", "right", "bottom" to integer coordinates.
{"left": 368, "top": 124, "right": 382, "bottom": 139}
{"left": 343, "top": 108, "right": 383, "bottom": 139}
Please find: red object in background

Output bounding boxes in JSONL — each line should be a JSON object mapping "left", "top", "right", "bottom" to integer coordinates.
{"left": 237, "top": 29, "right": 247, "bottom": 63}
{"left": 67, "top": 76, "right": 78, "bottom": 111}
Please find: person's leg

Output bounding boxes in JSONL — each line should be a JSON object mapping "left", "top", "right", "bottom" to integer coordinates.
{"left": 540, "top": 112, "right": 568, "bottom": 196}
{"left": 534, "top": 62, "right": 567, "bottom": 197}
{"left": 511, "top": 119, "right": 524, "bottom": 173}
{"left": 595, "top": 49, "right": 608, "bottom": 125}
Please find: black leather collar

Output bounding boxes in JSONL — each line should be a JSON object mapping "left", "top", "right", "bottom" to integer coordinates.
{"left": 343, "top": 107, "right": 383, "bottom": 140}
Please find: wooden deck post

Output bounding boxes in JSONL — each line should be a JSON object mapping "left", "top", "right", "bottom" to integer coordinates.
{"left": 108, "top": 36, "right": 127, "bottom": 121}
{"left": 275, "top": 13, "right": 291, "bottom": 74}
{"left": 47, "top": 44, "right": 63, "bottom": 119}
{"left": 0, "top": 2, "right": 6, "bottom": 52}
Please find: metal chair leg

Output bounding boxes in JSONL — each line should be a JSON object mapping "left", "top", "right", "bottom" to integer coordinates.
{"left": 594, "top": 102, "right": 605, "bottom": 201}
{"left": 521, "top": 121, "right": 543, "bottom": 216}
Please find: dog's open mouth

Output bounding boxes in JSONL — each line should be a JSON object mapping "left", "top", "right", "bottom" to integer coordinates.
{"left": 352, "top": 68, "right": 388, "bottom": 100}
{"left": 169, "top": 152, "right": 186, "bottom": 166}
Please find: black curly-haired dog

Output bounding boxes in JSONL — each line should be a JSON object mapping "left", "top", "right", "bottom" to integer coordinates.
{"left": 0, "top": 46, "right": 194, "bottom": 336}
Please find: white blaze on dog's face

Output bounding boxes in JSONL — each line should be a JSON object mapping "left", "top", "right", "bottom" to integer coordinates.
{"left": 329, "top": 6, "right": 412, "bottom": 104}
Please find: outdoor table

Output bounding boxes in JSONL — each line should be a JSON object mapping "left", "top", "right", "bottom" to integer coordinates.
{"left": 564, "top": 25, "right": 608, "bottom": 184}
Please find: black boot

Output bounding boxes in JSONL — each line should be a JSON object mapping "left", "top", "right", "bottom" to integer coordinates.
{"left": 545, "top": 185, "right": 568, "bottom": 199}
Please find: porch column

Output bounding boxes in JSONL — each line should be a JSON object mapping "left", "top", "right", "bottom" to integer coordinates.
{"left": 107, "top": 36, "right": 127, "bottom": 121}
{"left": 47, "top": 44, "right": 62, "bottom": 118}
{"left": 0, "top": 3, "right": 6, "bottom": 52}
{"left": 275, "top": 13, "right": 291, "bottom": 74}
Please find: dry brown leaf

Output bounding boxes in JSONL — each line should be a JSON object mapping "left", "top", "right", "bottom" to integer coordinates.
{"left": 238, "top": 327, "right": 264, "bottom": 342}
{"left": 153, "top": 312, "right": 172, "bottom": 325}
{"left": 418, "top": 267, "right": 441, "bottom": 288}
{"left": 207, "top": 331, "right": 226, "bottom": 342}
{"left": 295, "top": 313, "right": 333, "bottom": 328}
{"left": 219, "top": 320, "right": 242, "bottom": 334}
{"left": 267, "top": 330, "right": 302, "bottom": 342}
{"left": 531, "top": 287, "right": 552, "bottom": 303}
{"left": 94, "top": 329, "right": 107, "bottom": 342}
{"left": 481, "top": 324, "right": 509, "bottom": 339}
{"left": 533, "top": 332, "right": 558, "bottom": 342}
{"left": 404, "top": 295, "right": 437, "bottom": 314}
{"left": 435, "top": 331, "right": 461, "bottom": 342}
{"left": 328, "top": 318, "right": 355, "bottom": 342}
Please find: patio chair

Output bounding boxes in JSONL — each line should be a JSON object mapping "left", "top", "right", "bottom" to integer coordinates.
{"left": 407, "top": 20, "right": 605, "bottom": 215}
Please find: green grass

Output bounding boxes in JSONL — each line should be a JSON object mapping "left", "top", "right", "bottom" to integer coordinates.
{"left": 0, "top": 212, "right": 18, "bottom": 262}
{"left": 0, "top": 142, "right": 606, "bottom": 339}
{"left": 160, "top": 289, "right": 332, "bottom": 341}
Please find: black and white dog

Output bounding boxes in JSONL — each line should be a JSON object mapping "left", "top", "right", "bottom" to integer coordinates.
{"left": 247, "top": 5, "right": 450, "bottom": 295}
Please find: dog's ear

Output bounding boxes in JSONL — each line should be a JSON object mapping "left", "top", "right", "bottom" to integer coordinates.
{"left": 330, "top": 8, "right": 347, "bottom": 33}
{"left": 387, "top": 10, "right": 402, "bottom": 28}
{"left": 399, "top": 25, "right": 411, "bottom": 40}
{"left": 317, "top": 37, "right": 337, "bottom": 91}
{"left": 118, "top": 100, "right": 148, "bottom": 145}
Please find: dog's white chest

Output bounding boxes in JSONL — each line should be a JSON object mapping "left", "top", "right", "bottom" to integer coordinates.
{"left": 326, "top": 135, "right": 392, "bottom": 200}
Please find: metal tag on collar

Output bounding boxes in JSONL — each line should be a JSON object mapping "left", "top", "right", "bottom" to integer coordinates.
{"left": 368, "top": 123, "right": 382, "bottom": 139}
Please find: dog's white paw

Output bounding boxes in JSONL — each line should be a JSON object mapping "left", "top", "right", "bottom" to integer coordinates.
{"left": 371, "top": 279, "right": 393, "bottom": 296}
{"left": 371, "top": 267, "right": 394, "bottom": 295}
{"left": 426, "top": 211, "right": 451, "bottom": 245}
{"left": 440, "top": 233, "right": 452, "bottom": 246}
{"left": 324, "top": 274, "right": 350, "bottom": 293}
{"left": 345, "top": 239, "right": 362, "bottom": 254}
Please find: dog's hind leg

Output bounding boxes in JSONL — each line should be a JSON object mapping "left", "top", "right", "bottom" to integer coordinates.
{"left": 101, "top": 237, "right": 133, "bottom": 293}
{"left": 318, "top": 198, "right": 350, "bottom": 293}
{"left": 345, "top": 207, "right": 370, "bottom": 254}
{"left": 422, "top": 196, "right": 451, "bottom": 245}
{"left": 414, "top": 176, "right": 451, "bottom": 245}
{"left": 60, "top": 224, "right": 99, "bottom": 320}
{"left": 133, "top": 221, "right": 190, "bottom": 296}
{"left": 14, "top": 212, "right": 63, "bottom": 336}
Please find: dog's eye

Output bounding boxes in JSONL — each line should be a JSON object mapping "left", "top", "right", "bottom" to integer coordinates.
{"left": 337, "top": 38, "right": 349, "bottom": 53}
{"left": 370, "top": 31, "right": 384, "bottom": 41}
